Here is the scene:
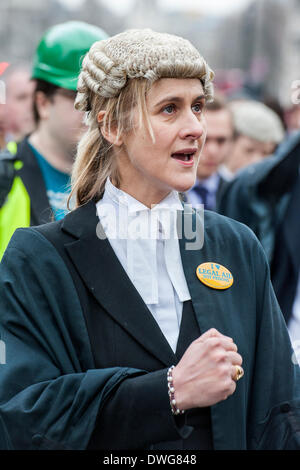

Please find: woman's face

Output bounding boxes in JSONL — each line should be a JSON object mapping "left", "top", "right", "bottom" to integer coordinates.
{"left": 114, "top": 78, "right": 207, "bottom": 207}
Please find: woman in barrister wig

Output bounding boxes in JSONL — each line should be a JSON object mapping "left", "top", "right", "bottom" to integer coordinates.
{"left": 0, "top": 29, "right": 299, "bottom": 450}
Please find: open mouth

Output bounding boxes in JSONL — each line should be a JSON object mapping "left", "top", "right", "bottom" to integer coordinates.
{"left": 171, "top": 153, "right": 193, "bottom": 161}
{"left": 171, "top": 149, "right": 197, "bottom": 162}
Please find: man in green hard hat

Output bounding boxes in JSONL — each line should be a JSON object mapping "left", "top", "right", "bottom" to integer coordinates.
{"left": 0, "top": 21, "right": 108, "bottom": 260}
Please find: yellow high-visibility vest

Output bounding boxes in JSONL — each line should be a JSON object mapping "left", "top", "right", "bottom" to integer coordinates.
{"left": 0, "top": 147, "right": 31, "bottom": 260}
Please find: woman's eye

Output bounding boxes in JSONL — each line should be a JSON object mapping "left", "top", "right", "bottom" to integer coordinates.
{"left": 192, "top": 103, "right": 203, "bottom": 114}
{"left": 163, "top": 104, "right": 175, "bottom": 114}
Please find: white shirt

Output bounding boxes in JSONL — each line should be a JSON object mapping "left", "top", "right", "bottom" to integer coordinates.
{"left": 96, "top": 178, "right": 191, "bottom": 353}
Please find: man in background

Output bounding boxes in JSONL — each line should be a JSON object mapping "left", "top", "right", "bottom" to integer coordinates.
{"left": 0, "top": 64, "right": 35, "bottom": 153}
{"left": 186, "top": 95, "right": 234, "bottom": 210}
{"left": 218, "top": 130, "right": 300, "bottom": 344}
{"left": 221, "top": 100, "right": 285, "bottom": 178}
{"left": 0, "top": 21, "right": 108, "bottom": 259}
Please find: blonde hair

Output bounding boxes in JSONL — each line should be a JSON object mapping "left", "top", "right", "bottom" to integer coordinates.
{"left": 70, "top": 79, "right": 152, "bottom": 207}
{"left": 70, "top": 29, "right": 214, "bottom": 208}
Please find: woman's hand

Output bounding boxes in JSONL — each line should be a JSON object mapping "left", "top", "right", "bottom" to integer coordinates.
{"left": 172, "top": 328, "right": 243, "bottom": 410}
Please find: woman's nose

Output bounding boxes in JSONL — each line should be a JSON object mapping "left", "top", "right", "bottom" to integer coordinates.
{"left": 179, "top": 112, "right": 206, "bottom": 141}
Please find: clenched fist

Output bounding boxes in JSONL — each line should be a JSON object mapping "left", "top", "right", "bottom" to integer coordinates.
{"left": 172, "top": 328, "right": 243, "bottom": 410}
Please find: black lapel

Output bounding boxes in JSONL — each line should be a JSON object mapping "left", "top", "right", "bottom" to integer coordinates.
{"left": 17, "top": 139, "right": 53, "bottom": 225}
{"left": 178, "top": 206, "right": 230, "bottom": 335}
{"left": 61, "top": 201, "right": 177, "bottom": 367}
{"left": 178, "top": 207, "right": 208, "bottom": 329}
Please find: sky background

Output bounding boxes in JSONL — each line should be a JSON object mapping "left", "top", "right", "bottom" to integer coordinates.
{"left": 60, "top": 0, "right": 253, "bottom": 16}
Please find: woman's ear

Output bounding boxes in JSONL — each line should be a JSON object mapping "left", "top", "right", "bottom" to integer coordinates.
{"left": 97, "top": 111, "right": 123, "bottom": 147}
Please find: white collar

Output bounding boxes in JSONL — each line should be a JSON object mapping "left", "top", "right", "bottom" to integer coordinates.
{"left": 104, "top": 177, "right": 183, "bottom": 214}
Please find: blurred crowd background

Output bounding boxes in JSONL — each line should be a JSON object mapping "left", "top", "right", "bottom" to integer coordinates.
{"left": 1, "top": 0, "right": 299, "bottom": 111}
{"left": 1, "top": 0, "right": 300, "bottom": 143}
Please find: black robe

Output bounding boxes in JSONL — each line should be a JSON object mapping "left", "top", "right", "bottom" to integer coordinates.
{"left": 0, "top": 202, "right": 299, "bottom": 449}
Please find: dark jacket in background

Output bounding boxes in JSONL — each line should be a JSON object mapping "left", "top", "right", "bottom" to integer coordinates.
{"left": 0, "top": 138, "right": 53, "bottom": 259}
{"left": 0, "top": 138, "right": 52, "bottom": 225}
{"left": 218, "top": 131, "right": 300, "bottom": 324}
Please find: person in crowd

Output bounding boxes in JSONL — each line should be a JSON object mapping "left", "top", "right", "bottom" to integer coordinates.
{"left": 0, "top": 21, "right": 108, "bottom": 260}
{"left": 0, "top": 64, "right": 35, "bottom": 153}
{"left": 186, "top": 94, "right": 233, "bottom": 210}
{"left": 221, "top": 100, "right": 285, "bottom": 178}
{"left": 218, "top": 131, "right": 300, "bottom": 347}
{"left": 0, "top": 29, "right": 299, "bottom": 451}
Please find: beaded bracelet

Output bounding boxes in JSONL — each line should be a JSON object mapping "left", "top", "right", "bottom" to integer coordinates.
{"left": 167, "top": 365, "right": 185, "bottom": 416}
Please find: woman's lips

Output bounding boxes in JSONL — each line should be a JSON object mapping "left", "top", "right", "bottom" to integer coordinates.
{"left": 171, "top": 149, "right": 197, "bottom": 166}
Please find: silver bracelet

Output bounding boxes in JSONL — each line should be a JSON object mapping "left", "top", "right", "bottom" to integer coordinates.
{"left": 167, "top": 365, "right": 185, "bottom": 416}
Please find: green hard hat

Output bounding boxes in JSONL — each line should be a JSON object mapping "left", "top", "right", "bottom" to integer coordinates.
{"left": 31, "top": 21, "right": 108, "bottom": 91}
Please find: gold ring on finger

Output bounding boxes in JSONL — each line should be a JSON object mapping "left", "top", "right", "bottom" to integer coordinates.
{"left": 233, "top": 365, "right": 244, "bottom": 382}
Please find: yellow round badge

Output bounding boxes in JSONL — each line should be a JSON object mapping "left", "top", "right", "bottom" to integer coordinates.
{"left": 196, "top": 262, "right": 234, "bottom": 290}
